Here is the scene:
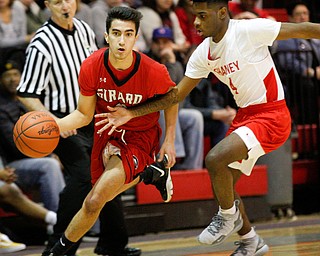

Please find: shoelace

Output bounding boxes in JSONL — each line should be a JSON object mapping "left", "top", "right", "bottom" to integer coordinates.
{"left": 207, "top": 214, "right": 224, "bottom": 236}
{"left": 233, "top": 240, "right": 248, "bottom": 255}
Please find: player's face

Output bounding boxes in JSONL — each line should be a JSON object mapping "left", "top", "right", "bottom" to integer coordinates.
{"left": 193, "top": 2, "right": 226, "bottom": 41}
{"left": 45, "top": 0, "right": 77, "bottom": 29}
{"left": 105, "top": 19, "right": 138, "bottom": 61}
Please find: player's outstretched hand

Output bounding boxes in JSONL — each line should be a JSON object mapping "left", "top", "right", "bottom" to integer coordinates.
{"left": 95, "top": 106, "right": 133, "bottom": 135}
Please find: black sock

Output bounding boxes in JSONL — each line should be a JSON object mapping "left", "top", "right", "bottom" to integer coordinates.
{"left": 51, "top": 234, "right": 75, "bottom": 255}
{"left": 140, "top": 166, "right": 154, "bottom": 184}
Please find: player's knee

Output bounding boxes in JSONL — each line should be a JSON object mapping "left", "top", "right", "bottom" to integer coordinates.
{"left": 205, "top": 150, "right": 223, "bottom": 173}
{"left": 83, "top": 194, "right": 104, "bottom": 214}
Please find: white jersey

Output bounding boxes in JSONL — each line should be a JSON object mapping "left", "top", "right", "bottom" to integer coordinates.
{"left": 186, "top": 18, "right": 283, "bottom": 108}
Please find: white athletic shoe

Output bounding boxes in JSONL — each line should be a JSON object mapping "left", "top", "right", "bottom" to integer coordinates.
{"left": 231, "top": 234, "right": 269, "bottom": 256}
{"left": 0, "top": 233, "right": 26, "bottom": 253}
{"left": 198, "top": 200, "right": 243, "bottom": 245}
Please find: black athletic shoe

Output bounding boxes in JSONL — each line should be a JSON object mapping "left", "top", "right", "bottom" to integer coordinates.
{"left": 144, "top": 154, "right": 173, "bottom": 202}
{"left": 94, "top": 246, "right": 141, "bottom": 256}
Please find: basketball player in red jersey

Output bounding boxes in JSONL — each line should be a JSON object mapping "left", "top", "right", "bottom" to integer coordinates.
{"left": 44, "top": 6, "right": 178, "bottom": 256}
{"left": 97, "top": 0, "right": 320, "bottom": 255}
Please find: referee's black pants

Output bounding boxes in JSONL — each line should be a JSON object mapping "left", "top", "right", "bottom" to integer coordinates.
{"left": 50, "top": 124, "right": 128, "bottom": 255}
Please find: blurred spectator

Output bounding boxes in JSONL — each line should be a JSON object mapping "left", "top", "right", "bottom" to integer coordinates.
{"left": 274, "top": 1, "right": 320, "bottom": 79}
{"left": 75, "top": 0, "right": 93, "bottom": 27}
{"left": 149, "top": 27, "right": 204, "bottom": 170}
{"left": 184, "top": 77, "right": 237, "bottom": 148}
{"left": 137, "top": 0, "right": 190, "bottom": 54}
{"left": 174, "top": 0, "right": 203, "bottom": 64}
{"left": 0, "top": 158, "right": 58, "bottom": 235}
{"left": 0, "top": 0, "right": 34, "bottom": 49}
{"left": 0, "top": 56, "right": 65, "bottom": 213}
{"left": 0, "top": 231, "right": 26, "bottom": 253}
{"left": 15, "top": 0, "right": 47, "bottom": 34}
{"left": 90, "top": 0, "right": 127, "bottom": 47}
{"left": 229, "top": 0, "right": 275, "bottom": 20}
{"left": 272, "top": 0, "right": 320, "bottom": 123}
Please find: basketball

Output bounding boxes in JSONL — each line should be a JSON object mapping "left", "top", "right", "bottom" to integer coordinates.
{"left": 13, "top": 111, "right": 60, "bottom": 158}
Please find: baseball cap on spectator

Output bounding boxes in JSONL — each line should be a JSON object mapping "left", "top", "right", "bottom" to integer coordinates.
{"left": 152, "top": 27, "right": 174, "bottom": 41}
{"left": 0, "top": 60, "right": 22, "bottom": 77}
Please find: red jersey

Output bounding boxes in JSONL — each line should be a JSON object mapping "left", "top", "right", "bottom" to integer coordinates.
{"left": 79, "top": 48, "right": 175, "bottom": 184}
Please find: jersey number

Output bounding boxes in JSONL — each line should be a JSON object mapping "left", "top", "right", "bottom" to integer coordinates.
{"left": 229, "top": 78, "right": 239, "bottom": 94}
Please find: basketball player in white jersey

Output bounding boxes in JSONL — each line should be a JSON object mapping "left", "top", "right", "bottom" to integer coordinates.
{"left": 95, "top": 0, "right": 320, "bottom": 255}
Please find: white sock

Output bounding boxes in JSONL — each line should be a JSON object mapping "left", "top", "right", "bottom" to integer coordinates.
{"left": 219, "top": 202, "right": 236, "bottom": 215}
{"left": 240, "top": 227, "right": 256, "bottom": 240}
{"left": 45, "top": 211, "right": 57, "bottom": 225}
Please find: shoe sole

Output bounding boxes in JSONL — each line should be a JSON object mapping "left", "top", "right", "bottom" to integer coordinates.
{"left": 164, "top": 167, "right": 173, "bottom": 203}
{"left": 255, "top": 244, "right": 269, "bottom": 256}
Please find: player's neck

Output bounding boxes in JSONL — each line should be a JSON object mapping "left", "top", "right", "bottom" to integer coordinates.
{"left": 109, "top": 51, "right": 134, "bottom": 70}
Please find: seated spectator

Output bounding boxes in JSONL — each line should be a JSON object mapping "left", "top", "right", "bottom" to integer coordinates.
{"left": 272, "top": 1, "right": 320, "bottom": 124}
{"left": 0, "top": 161, "right": 57, "bottom": 235}
{"left": 137, "top": 0, "right": 190, "bottom": 55}
{"left": 0, "top": 230, "right": 26, "bottom": 254}
{"left": 175, "top": 0, "right": 203, "bottom": 63}
{"left": 75, "top": 0, "right": 93, "bottom": 27}
{"left": 90, "top": 0, "right": 127, "bottom": 48}
{"left": 0, "top": 56, "right": 65, "bottom": 213}
{"left": 15, "top": 0, "right": 47, "bottom": 34}
{"left": 184, "top": 77, "right": 237, "bottom": 148}
{"left": 229, "top": 0, "right": 275, "bottom": 20}
{"left": 0, "top": 0, "right": 34, "bottom": 49}
{"left": 149, "top": 27, "right": 204, "bottom": 170}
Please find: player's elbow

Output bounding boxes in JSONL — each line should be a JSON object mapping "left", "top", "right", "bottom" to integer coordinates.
{"left": 169, "top": 87, "right": 180, "bottom": 104}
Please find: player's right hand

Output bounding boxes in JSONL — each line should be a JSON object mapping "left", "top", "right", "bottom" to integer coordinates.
{"left": 60, "top": 129, "right": 77, "bottom": 138}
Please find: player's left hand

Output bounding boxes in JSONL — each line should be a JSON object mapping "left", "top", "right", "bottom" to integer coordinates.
{"left": 157, "top": 141, "right": 176, "bottom": 168}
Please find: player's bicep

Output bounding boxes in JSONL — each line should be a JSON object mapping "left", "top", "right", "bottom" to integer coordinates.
{"left": 276, "top": 22, "right": 319, "bottom": 40}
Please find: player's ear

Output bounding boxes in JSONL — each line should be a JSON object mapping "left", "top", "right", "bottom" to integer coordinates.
{"left": 44, "top": 0, "right": 50, "bottom": 8}
{"left": 104, "top": 32, "right": 109, "bottom": 44}
{"left": 218, "top": 6, "right": 228, "bottom": 19}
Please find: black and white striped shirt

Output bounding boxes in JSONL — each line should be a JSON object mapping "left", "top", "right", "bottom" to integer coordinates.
{"left": 17, "top": 18, "right": 98, "bottom": 115}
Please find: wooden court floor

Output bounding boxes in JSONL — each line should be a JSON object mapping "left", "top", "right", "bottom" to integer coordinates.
{"left": 8, "top": 213, "right": 320, "bottom": 256}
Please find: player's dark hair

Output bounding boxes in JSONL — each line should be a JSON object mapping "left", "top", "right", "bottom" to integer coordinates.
{"left": 106, "top": 6, "right": 143, "bottom": 35}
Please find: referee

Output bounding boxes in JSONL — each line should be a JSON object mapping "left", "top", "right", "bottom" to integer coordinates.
{"left": 17, "top": 0, "right": 140, "bottom": 255}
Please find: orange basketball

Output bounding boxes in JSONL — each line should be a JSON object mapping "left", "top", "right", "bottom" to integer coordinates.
{"left": 13, "top": 111, "right": 60, "bottom": 158}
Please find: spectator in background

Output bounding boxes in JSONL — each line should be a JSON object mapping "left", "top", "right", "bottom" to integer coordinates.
{"left": 175, "top": 0, "right": 203, "bottom": 64}
{"left": 229, "top": 0, "right": 275, "bottom": 20}
{"left": 184, "top": 77, "right": 236, "bottom": 148}
{"left": 137, "top": 0, "right": 190, "bottom": 54}
{"left": 0, "top": 0, "right": 34, "bottom": 49}
{"left": 0, "top": 157, "right": 58, "bottom": 236}
{"left": 0, "top": 57, "right": 65, "bottom": 214}
{"left": 91, "top": 0, "right": 127, "bottom": 47}
{"left": 0, "top": 0, "right": 34, "bottom": 69}
{"left": 149, "top": 27, "right": 204, "bottom": 170}
{"left": 75, "top": 0, "right": 93, "bottom": 27}
{"left": 273, "top": 1, "right": 320, "bottom": 123}
{"left": 15, "top": 0, "right": 47, "bottom": 34}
